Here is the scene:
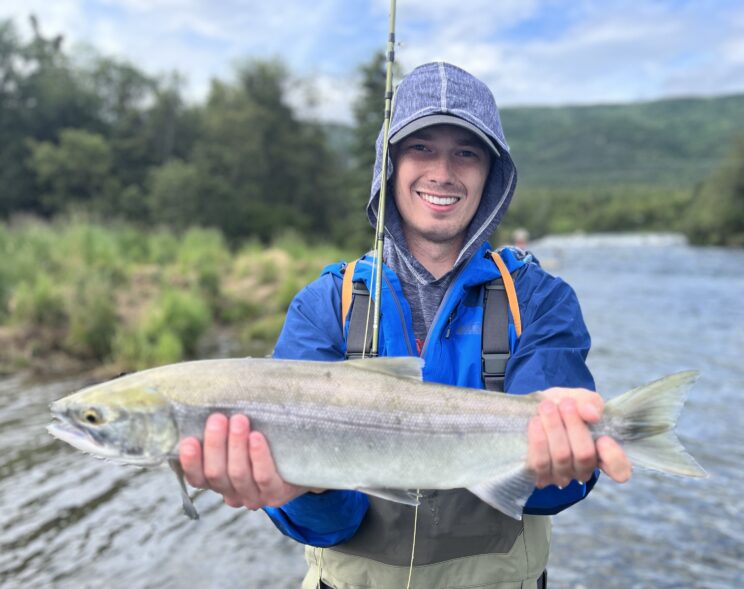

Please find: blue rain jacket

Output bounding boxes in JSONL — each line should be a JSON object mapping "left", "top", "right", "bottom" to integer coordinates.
{"left": 264, "top": 243, "right": 598, "bottom": 547}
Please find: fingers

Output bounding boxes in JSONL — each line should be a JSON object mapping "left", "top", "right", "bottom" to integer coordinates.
{"left": 540, "top": 388, "right": 604, "bottom": 422}
{"left": 178, "top": 413, "right": 305, "bottom": 510}
{"left": 180, "top": 436, "right": 207, "bottom": 488}
{"left": 529, "top": 392, "right": 602, "bottom": 489}
{"left": 576, "top": 394, "right": 603, "bottom": 424}
{"left": 558, "top": 398, "right": 598, "bottom": 483}
{"left": 202, "top": 414, "right": 238, "bottom": 499}
{"left": 227, "top": 415, "right": 261, "bottom": 507}
{"left": 249, "top": 432, "right": 287, "bottom": 507}
{"left": 597, "top": 436, "right": 632, "bottom": 483}
{"left": 528, "top": 415, "right": 552, "bottom": 488}
{"left": 538, "top": 400, "right": 573, "bottom": 488}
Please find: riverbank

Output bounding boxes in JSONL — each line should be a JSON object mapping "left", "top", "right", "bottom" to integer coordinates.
{"left": 3, "top": 219, "right": 739, "bottom": 380}
{"left": 0, "top": 218, "right": 350, "bottom": 378}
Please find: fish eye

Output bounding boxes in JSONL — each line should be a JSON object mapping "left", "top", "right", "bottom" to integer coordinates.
{"left": 82, "top": 408, "right": 103, "bottom": 425}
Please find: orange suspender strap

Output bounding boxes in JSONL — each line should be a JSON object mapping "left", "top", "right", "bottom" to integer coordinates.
{"left": 490, "top": 251, "right": 522, "bottom": 337}
{"left": 341, "top": 260, "right": 358, "bottom": 328}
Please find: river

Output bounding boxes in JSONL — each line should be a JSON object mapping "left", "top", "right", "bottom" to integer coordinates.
{"left": 1, "top": 238, "right": 742, "bottom": 588}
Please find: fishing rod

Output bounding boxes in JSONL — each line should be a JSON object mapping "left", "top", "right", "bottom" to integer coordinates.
{"left": 369, "top": 0, "right": 397, "bottom": 356}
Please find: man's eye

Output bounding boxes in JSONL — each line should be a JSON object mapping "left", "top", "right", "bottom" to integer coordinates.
{"left": 458, "top": 149, "right": 478, "bottom": 158}
{"left": 407, "top": 143, "right": 429, "bottom": 151}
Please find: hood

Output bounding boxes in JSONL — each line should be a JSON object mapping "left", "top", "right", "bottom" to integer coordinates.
{"left": 366, "top": 62, "right": 517, "bottom": 276}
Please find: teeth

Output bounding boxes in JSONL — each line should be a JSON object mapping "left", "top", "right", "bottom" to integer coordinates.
{"left": 419, "top": 192, "right": 460, "bottom": 206}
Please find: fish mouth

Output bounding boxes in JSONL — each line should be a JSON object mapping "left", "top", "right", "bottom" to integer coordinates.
{"left": 47, "top": 411, "right": 164, "bottom": 467}
{"left": 47, "top": 415, "right": 119, "bottom": 460}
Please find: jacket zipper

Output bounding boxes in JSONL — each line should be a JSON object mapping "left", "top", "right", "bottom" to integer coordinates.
{"left": 358, "top": 259, "right": 415, "bottom": 356}
{"left": 420, "top": 265, "right": 467, "bottom": 358}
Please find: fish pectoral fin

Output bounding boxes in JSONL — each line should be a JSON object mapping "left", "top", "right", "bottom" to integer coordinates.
{"left": 168, "top": 458, "right": 200, "bottom": 520}
{"left": 467, "top": 466, "right": 536, "bottom": 521}
{"left": 358, "top": 487, "right": 421, "bottom": 506}
{"left": 345, "top": 357, "right": 424, "bottom": 381}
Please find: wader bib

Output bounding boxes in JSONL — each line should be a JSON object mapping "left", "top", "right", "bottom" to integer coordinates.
{"left": 302, "top": 501, "right": 550, "bottom": 589}
{"left": 305, "top": 251, "right": 551, "bottom": 589}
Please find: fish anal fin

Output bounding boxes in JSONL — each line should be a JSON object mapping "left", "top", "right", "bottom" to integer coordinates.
{"left": 169, "top": 458, "right": 200, "bottom": 520}
{"left": 345, "top": 357, "right": 424, "bottom": 381}
{"left": 358, "top": 487, "right": 421, "bottom": 506}
{"left": 468, "top": 466, "right": 536, "bottom": 521}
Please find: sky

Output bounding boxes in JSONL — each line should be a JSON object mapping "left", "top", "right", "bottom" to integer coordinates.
{"left": 2, "top": 0, "right": 743, "bottom": 123}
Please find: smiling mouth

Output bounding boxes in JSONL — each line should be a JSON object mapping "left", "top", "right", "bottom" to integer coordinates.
{"left": 417, "top": 192, "right": 462, "bottom": 206}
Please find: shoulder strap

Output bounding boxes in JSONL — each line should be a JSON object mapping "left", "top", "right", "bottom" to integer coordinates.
{"left": 341, "top": 260, "right": 357, "bottom": 327}
{"left": 341, "top": 260, "right": 373, "bottom": 359}
{"left": 489, "top": 251, "right": 522, "bottom": 336}
{"left": 482, "top": 251, "right": 522, "bottom": 392}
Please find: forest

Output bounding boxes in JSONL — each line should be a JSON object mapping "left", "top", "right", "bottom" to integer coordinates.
{"left": 2, "top": 17, "right": 743, "bottom": 248}
{"left": 1, "top": 16, "right": 742, "bottom": 373}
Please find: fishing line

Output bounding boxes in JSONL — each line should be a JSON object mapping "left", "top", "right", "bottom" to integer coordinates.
{"left": 405, "top": 490, "right": 421, "bottom": 589}
{"left": 315, "top": 547, "right": 324, "bottom": 588}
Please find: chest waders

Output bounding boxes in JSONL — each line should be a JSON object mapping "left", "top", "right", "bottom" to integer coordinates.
{"left": 302, "top": 251, "right": 551, "bottom": 589}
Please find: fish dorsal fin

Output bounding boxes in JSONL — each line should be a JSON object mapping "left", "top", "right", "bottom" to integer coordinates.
{"left": 345, "top": 356, "right": 424, "bottom": 380}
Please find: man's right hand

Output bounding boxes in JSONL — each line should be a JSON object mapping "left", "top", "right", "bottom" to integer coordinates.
{"left": 179, "top": 414, "right": 318, "bottom": 509}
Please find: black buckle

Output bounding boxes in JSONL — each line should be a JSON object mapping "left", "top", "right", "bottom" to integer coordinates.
{"left": 482, "top": 352, "right": 509, "bottom": 376}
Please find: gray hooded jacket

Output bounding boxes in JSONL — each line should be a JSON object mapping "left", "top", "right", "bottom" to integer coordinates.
{"left": 366, "top": 62, "right": 517, "bottom": 342}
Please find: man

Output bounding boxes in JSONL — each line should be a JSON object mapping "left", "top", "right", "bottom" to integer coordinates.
{"left": 180, "top": 62, "right": 631, "bottom": 588}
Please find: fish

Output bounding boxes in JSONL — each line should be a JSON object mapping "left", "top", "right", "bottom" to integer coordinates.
{"left": 47, "top": 357, "right": 707, "bottom": 520}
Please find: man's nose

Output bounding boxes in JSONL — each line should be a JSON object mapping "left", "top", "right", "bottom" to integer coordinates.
{"left": 426, "top": 155, "right": 455, "bottom": 184}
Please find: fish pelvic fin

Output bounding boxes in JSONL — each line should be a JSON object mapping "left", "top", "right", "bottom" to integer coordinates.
{"left": 345, "top": 356, "right": 424, "bottom": 380}
{"left": 468, "top": 465, "right": 535, "bottom": 521}
{"left": 605, "top": 371, "right": 707, "bottom": 479}
{"left": 168, "top": 458, "right": 200, "bottom": 520}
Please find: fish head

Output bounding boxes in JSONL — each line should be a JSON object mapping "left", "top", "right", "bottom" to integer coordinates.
{"left": 47, "top": 378, "right": 179, "bottom": 467}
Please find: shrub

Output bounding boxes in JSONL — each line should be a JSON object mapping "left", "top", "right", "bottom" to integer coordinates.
{"left": 9, "top": 275, "right": 67, "bottom": 327}
{"left": 240, "top": 314, "right": 285, "bottom": 354}
{"left": 146, "top": 290, "right": 211, "bottom": 356}
{"left": 65, "top": 278, "right": 118, "bottom": 360}
{"left": 176, "top": 228, "right": 230, "bottom": 298}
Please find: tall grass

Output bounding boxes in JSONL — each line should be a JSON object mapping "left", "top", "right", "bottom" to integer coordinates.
{"left": 0, "top": 217, "right": 350, "bottom": 374}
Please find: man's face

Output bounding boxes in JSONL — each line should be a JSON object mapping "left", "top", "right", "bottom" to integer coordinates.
{"left": 392, "top": 124, "right": 491, "bottom": 251}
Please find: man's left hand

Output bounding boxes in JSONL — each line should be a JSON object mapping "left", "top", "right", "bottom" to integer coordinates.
{"left": 527, "top": 388, "right": 632, "bottom": 488}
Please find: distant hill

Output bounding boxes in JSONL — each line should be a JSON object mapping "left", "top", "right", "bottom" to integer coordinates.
{"left": 324, "top": 93, "right": 744, "bottom": 189}
{"left": 502, "top": 94, "right": 744, "bottom": 188}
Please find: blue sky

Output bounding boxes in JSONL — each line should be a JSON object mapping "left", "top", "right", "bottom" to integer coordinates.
{"left": 2, "top": 0, "right": 743, "bottom": 122}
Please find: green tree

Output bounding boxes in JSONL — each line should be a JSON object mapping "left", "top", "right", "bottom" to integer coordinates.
{"left": 686, "top": 135, "right": 744, "bottom": 246}
{"left": 147, "top": 159, "right": 201, "bottom": 230}
{"left": 0, "top": 18, "right": 99, "bottom": 216}
{"left": 27, "top": 128, "right": 116, "bottom": 215}
{"left": 189, "top": 59, "right": 345, "bottom": 242}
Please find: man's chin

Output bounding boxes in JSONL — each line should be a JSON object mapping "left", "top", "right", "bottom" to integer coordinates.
{"left": 414, "top": 228, "right": 465, "bottom": 247}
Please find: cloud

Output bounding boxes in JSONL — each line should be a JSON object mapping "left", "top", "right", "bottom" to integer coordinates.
{"left": 286, "top": 73, "right": 361, "bottom": 124}
{"left": 2, "top": 0, "right": 743, "bottom": 121}
{"left": 393, "top": 0, "right": 744, "bottom": 107}
{"left": 0, "top": 1, "right": 82, "bottom": 38}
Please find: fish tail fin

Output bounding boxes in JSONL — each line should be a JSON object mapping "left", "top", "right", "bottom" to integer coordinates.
{"left": 604, "top": 371, "right": 707, "bottom": 478}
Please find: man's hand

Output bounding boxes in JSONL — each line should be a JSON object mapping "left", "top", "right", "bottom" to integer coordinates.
{"left": 528, "top": 388, "right": 632, "bottom": 488}
{"left": 179, "top": 414, "right": 317, "bottom": 509}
